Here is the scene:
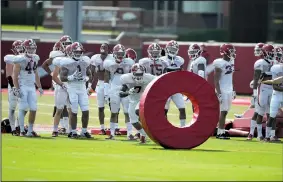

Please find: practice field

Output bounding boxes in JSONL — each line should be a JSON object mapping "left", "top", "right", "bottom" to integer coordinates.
{"left": 1, "top": 92, "right": 283, "bottom": 181}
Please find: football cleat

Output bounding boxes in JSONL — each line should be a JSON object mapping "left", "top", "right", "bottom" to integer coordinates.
{"left": 115, "top": 128, "right": 122, "bottom": 135}
{"left": 246, "top": 134, "right": 253, "bottom": 140}
{"left": 270, "top": 136, "right": 281, "bottom": 142}
{"left": 217, "top": 133, "right": 230, "bottom": 140}
{"left": 257, "top": 136, "right": 264, "bottom": 141}
{"left": 127, "top": 134, "right": 136, "bottom": 141}
{"left": 80, "top": 131, "right": 92, "bottom": 138}
{"left": 11, "top": 130, "right": 19, "bottom": 136}
{"left": 98, "top": 129, "right": 107, "bottom": 135}
{"left": 27, "top": 131, "right": 40, "bottom": 137}
{"left": 105, "top": 135, "right": 115, "bottom": 140}
{"left": 52, "top": 131, "right": 59, "bottom": 137}
{"left": 20, "top": 132, "right": 26, "bottom": 137}
{"left": 140, "top": 136, "right": 146, "bottom": 144}
{"left": 58, "top": 128, "right": 67, "bottom": 135}
{"left": 134, "top": 133, "right": 140, "bottom": 139}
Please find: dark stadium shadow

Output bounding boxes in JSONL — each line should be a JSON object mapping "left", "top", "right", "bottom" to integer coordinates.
{"left": 151, "top": 147, "right": 228, "bottom": 152}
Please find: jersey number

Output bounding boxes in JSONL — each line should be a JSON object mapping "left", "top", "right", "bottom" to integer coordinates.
{"left": 150, "top": 64, "right": 163, "bottom": 76}
{"left": 115, "top": 68, "right": 124, "bottom": 74}
{"left": 225, "top": 65, "right": 234, "bottom": 75}
{"left": 25, "top": 62, "right": 37, "bottom": 74}
{"left": 133, "top": 86, "right": 142, "bottom": 93}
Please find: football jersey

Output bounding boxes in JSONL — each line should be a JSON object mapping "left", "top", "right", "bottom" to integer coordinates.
{"left": 49, "top": 50, "right": 65, "bottom": 59}
{"left": 138, "top": 57, "right": 169, "bottom": 76}
{"left": 104, "top": 57, "right": 135, "bottom": 89}
{"left": 4, "top": 54, "right": 16, "bottom": 64}
{"left": 60, "top": 56, "right": 90, "bottom": 83}
{"left": 271, "top": 63, "right": 283, "bottom": 80}
{"left": 13, "top": 54, "right": 40, "bottom": 87}
{"left": 160, "top": 55, "right": 184, "bottom": 71}
{"left": 120, "top": 73, "right": 156, "bottom": 102}
{"left": 188, "top": 56, "right": 207, "bottom": 74}
{"left": 213, "top": 58, "right": 235, "bottom": 92}
{"left": 254, "top": 59, "right": 273, "bottom": 77}
{"left": 90, "top": 54, "right": 113, "bottom": 72}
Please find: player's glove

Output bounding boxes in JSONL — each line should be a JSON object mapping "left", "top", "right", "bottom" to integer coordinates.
{"left": 38, "top": 88, "right": 44, "bottom": 96}
{"left": 119, "top": 91, "right": 129, "bottom": 98}
{"left": 217, "top": 93, "right": 222, "bottom": 103}
{"left": 13, "top": 87, "right": 23, "bottom": 98}
{"left": 232, "top": 91, "right": 236, "bottom": 100}
{"left": 67, "top": 70, "right": 83, "bottom": 81}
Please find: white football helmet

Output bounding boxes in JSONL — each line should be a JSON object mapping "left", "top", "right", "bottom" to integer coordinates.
{"left": 131, "top": 63, "right": 145, "bottom": 84}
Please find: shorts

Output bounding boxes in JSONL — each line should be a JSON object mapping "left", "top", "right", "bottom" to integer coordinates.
{"left": 256, "top": 83, "right": 272, "bottom": 116}
{"left": 269, "top": 90, "right": 283, "bottom": 118}
{"left": 8, "top": 85, "right": 18, "bottom": 110}
{"left": 67, "top": 83, "right": 89, "bottom": 114}
{"left": 18, "top": 85, "right": 37, "bottom": 111}
{"left": 95, "top": 80, "right": 105, "bottom": 108}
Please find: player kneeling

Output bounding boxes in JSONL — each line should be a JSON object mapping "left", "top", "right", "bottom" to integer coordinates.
{"left": 119, "top": 64, "right": 156, "bottom": 143}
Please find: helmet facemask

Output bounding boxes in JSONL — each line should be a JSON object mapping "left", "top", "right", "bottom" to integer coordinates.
{"left": 132, "top": 72, "right": 144, "bottom": 84}
{"left": 148, "top": 49, "right": 161, "bottom": 61}
{"left": 254, "top": 47, "right": 262, "bottom": 56}
{"left": 25, "top": 45, "right": 37, "bottom": 56}
{"left": 114, "top": 51, "right": 125, "bottom": 63}
{"left": 227, "top": 49, "right": 236, "bottom": 60}
{"left": 188, "top": 49, "right": 200, "bottom": 60}
{"left": 166, "top": 46, "right": 178, "bottom": 58}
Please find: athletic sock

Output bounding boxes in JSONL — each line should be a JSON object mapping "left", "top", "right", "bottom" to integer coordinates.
{"left": 28, "top": 123, "right": 33, "bottom": 133}
{"left": 270, "top": 130, "right": 276, "bottom": 138}
{"left": 249, "top": 120, "right": 257, "bottom": 135}
{"left": 53, "top": 124, "right": 58, "bottom": 132}
{"left": 110, "top": 122, "right": 116, "bottom": 136}
{"left": 256, "top": 124, "right": 263, "bottom": 138}
{"left": 265, "top": 127, "right": 271, "bottom": 138}
{"left": 8, "top": 109, "right": 16, "bottom": 131}
{"left": 18, "top": 110, "right": 26, "bottom": 132}
{"left": 100, "top": 124, "right": 105, "bottom": 130}
{"left": 63, "top": 117, "right": 68, "bottom": 129}
{"left": 138, "top": 129, "right": 146, "bottom": 136}
{"left": 126, "top": 122, "right": 132, "bottom": 136}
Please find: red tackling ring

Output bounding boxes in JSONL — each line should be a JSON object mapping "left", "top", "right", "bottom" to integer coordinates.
{"left": 139, "top": 71, "right": 219, "bottom": 149}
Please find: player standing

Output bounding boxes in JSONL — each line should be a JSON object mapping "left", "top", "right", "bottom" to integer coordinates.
{"left": 104, "top": 44, "right": 135, "bottom": 140}
{"left": 119, "top": 63, "right": 156, "bottom": 143}
{"left": 161, "top": 40, "right": 187, "bottom": 127}
{"left": 4, "top": 40, "right": 24, "bottom": 135}
{"left": 263, "top": 46, "right": 282, "bottom": 142}
{"left": 89, "top": 43, "right": 113, "bottom": 135}
{"left": 58, "top": 42, "right": 93, "bottom": 138}
{"left": 13, "top": 39, "right": 43, "bottom": 137}
{"left": 188, "top": 43, "right": 207, "bottom": 79}
{"left": 213, "top": 44, "right": 236, "bottom": 139}
{"left": 247, "top": 43, "right": 265, "bottom": 140}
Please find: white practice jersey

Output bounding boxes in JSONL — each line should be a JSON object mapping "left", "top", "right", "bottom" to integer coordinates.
{"left": 139, "top": 57, "right": 169, "bottom": 76}
{"left": 59, "top": 56, "right": 90, "bottom": 82}
{"left": 160, "top": 55, "right": 184, "bottom": 70}
{"left": 90, "top": 54, "right": 113, "bottom": 72}
{"left": 271, "top": 63, "right": 283, "bottom": 89}
{"left": 14, "top": 54, "right": 40, "bottom": 87}
{"left": 104, "top": 58, "right": 135, "bottom": 88}
{"left": 189, "top": 56, "right": 207, "bottom": 74}
{"left": 254, "top": 58, "right": 273, "bottom": 77}
{"left": 4, "top": 54, "right": 16, "bottom": 64}
{"left": 49, "top": 50, "right": 65, "bottom": 59}
{"left": 120, "top": 73, "right": 156, "bottom": 102}
{"left": 213, "top": 58, "right": 235, "bottom": 92}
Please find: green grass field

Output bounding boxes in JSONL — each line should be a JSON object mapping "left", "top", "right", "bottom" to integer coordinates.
{"left": 2, "top": 92, "right": 283, "bottom": 181}
{"left": 1, "top": 24, "right": 120, "bottom": 34}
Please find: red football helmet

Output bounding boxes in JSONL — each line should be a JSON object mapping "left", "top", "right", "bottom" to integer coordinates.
{"left": 125, "top": 48, "right": 137, "bottom": 62}
{"left": 65, "top": 45, "right": 72, "bottom": 57}
{"left": 113, "top": 44, "right": 126, "bottom": 63}
{"left": 131, "top": 63, "right": 145, "bottom": 84}
{"left": 188, "top": 44, "right": 202, "bottom": 60}
{"left": 70, "top": 42, "right": 84, "bottom": 59}
{"left": 274, "top": 46, "right": 282, "bottom": 63}
{"left": 22, "top": 39, "right": 37, "bottom": 56}
{"left": 59, "top": 35, "right": 73, "bottom": 48}
{"left": 200, "top": 43, "right": 207, "bottom": 52}
{"left": 100, "top": 43, "right": 109, "bottom": 55}
{"left": 220, "top": 44, "right": 236, "bottom": 59}
{"left": 53, "top": 41, "right": 64, "bottom": 52}
{"left": 147, "top": 43, "right": 162, "bottom": 61}
{"left": 254, "top": 43, "right": 264, "bottom": 57}
{"left": 262, "top": 44, "right": 275, "bottom": 61}
{"left": 165, "top": 40, "right": 179, "bottom": 57}
{"left": 11, "top": 40, "right": 24, "bottom": 55}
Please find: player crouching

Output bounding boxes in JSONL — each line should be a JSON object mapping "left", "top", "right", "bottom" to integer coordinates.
{"left": 119, "top": 63, "right": 156, "bottom": 143}
{"left": 58, "top": 42, "right": 93, "bottom": 138}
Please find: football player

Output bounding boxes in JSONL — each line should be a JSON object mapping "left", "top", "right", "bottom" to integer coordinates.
{"left": 50, "top": 41, "right": 72, "bottom": 137}
{"left": 13, "top": 39, "right": 43, "bottom": 137}
{"left": 42, "top": 35, "right": 73, "bottom": 134}
{"left": 161, "top": 40, "right": 187, "bottom": 127}
{"left": 119, "top": 63, "right": 156, "bottom": 143}
{"left": 89, "top": 43, "right": 113, "bottom": 135}
{"left": 251, "top": 44, "right": 275, "bottom": 141}
{"left": 125, "top": 48, "right": 138, "bottom": 63}
{"left": 213, "top": 44, "right": 236, "bottom": 139}
{"left": 103, "top": 44, "right": 135, "bottom": 140}
{"left": 264, "top": 46, "right": 282, "bottom": 142}
{"left": 4, "top": 40, "right": 24, "bottom": 135}
{"left": 57, "top": 42, "right": 93, "bottom": 138}
{"left": 188, "top": 43, "right": 207, "bottom": 79}
{"left": 247, "top": 43, "right": 265, "bottom": 140}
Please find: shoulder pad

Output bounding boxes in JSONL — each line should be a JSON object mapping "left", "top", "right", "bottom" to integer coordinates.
{"left": 4, "top": 54, "right": 15, "bottom": 64}
{"left": 120, "top": 73, "right": 133, "bottom": 84}
{"left": 144, "top": 73, "right": 156, "bottom": 81}
{"left": 103, "top": 58, "right": 115, "bottom": 70}
{"left": 82, "top": 56, "right": 90, "bottom": 65}
{"left": 254, "top": 59, "right": 263, "bottom": 70}
{"left": 176, "top": 56, "right": 185, "bottom": 64}
{"left": 13, "top": 55, "right": 25, "bottom": 64}
{"left": 33, "top": 54, "right": 40, "bottom": 62}
{"left": 124, "top": 58, "right": 135, "bottom": 65}
{"left": 52, "top": 57, "right": 63, "bottom": 67}
{"left": 60, "top": 58, "right": 76, "bottom": 67}
{"left": 49, "top": 51, "right": 65, "bottom": 59}
{"left": 213, "top": 58, "right": 224, "bottom": 68}
{"left": 195, "top": 56, "right": 206, "bottom": 65}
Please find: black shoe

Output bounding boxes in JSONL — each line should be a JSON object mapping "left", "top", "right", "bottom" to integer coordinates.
{"left": 11, "top": 130, "right": 19, "bottom": 136}
{"left": 81, "top": 131, "right": 92, "bottom": 138}
{"left": 217, "top": 133, "right": 230, "bottom": 140}
{"left": 70, "top": 133, "right": 79, "bottom": 139}
{"left": 67, "top": 132, "right": 73, "bottom": 138}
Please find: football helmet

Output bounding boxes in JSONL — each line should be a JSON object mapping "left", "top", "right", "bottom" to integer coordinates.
{"left": 100, "top": 43, "right": 109, "bottom": 55}
{"left": 262, "top": 44, "right": 275, "bottom": 61}
{"left": 188, "top": 44, "right": 202, "bottom": 60}
{"left": 147, "top": 43, "right": 162, "bottom": 61}
{"left": 11, "top": 40, "right": 24, "bottom": 55}
{"left": 125, "top": 48, "right": 137, "bottom": 62}
{"left": 70, "top": 42, "right": 84, "bottom": 60}
{"left": 22, "top": 39, "right": 37, "bottom": 56}
{"left": 220, "top": 43, "right": 236, "bottom": 59}
{"left": 274, "top": 46, "right": 283, "bottom": 63}
{"left": 113, "top": 44, "right": 126, "bottom": 63}
{"left": 166, "top": 40, "right": 179, "bottom": 57}
{"left": 254, "top": 43, "right": 264, "bottom": 57}
{"left": 65, "top": 45, "right": 72, "bottom": 57}
{"left": 59, "top": 35, "right": 73, "bottom": 48}
{"left": 131, "top": 63, "right": 145, "bottom": 84}
{"left": 53, "top": 41, "right": 64, "bottom": 52}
